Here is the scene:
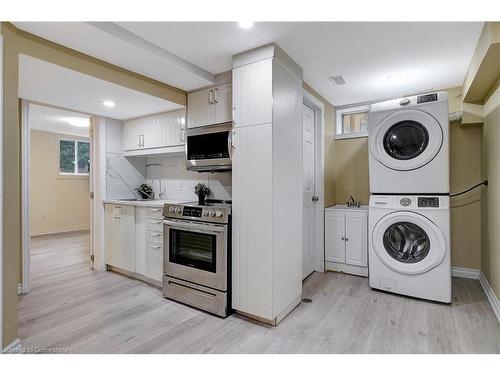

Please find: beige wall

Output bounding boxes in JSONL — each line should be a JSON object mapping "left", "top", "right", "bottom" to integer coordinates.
{"left": 481, "top": 85, "right": 500, "bottom": 298}
{"left": 1, "top": 22, "right": 187, "bottom": 347}
{"left": 30, "top": 130, "right": 90, "bottom": 236}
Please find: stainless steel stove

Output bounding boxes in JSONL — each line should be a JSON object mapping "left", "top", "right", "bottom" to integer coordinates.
{"left": 162, "top": 200, "right": 232, "bottom": 317}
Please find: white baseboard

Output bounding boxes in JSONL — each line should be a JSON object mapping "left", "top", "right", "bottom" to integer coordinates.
{"left": 452, "top": 267, "right": 500, "bottom": 322}
{"left": 2, "top": 338, "right": 21, "bottom": 354}
{"left": 478, "top": 272, "right": 500, "bottom": 322}
{"left": 451, "top": 266, "right": 481, "bottom": 279}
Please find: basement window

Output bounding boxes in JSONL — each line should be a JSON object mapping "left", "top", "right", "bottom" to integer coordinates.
{"left": 336, "top": 106, "right": 369, "bottom": 139}
{"left": 58, "top": 138, "right": 90, "bottom": 176}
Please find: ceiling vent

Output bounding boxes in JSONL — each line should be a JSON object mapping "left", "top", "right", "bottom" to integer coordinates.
{"left": 329, "top": 75, "right": 346, "bottom": 85}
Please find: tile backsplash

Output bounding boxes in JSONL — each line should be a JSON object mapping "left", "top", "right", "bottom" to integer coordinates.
{"left": 145, "top": 154, "right": 232, "bottom": 201}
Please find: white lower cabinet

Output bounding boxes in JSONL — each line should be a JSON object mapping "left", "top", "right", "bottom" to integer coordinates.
{"left": 325, "top": 206, "right": 368, "bottom": 277}
{"left": 105, "top": 204, "right": 163, "bottom": 285}
{"left": 105, "top": 204, "right": 136, "bottom": 273}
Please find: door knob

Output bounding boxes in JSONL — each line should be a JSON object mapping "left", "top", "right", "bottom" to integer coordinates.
{"left": 312, "top": 196, "right": 319, "bottom": 202}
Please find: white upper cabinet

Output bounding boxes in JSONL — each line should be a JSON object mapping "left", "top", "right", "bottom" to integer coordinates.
{"left": 123, "top": 109, "right": 186, "bottom": 155}
{"left": 162, "top": 109, "right": 186, "bottom": 147}
{"left": 187, "top": 83, "right": 232, "bottom": 128}
{"left": 232, "top": 59, "right": 273, "bottom": 128}
{"left": 187, "top": 88, "right": 214, "bottom": 128}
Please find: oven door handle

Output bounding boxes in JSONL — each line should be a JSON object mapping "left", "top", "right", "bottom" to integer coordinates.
{"left": 163, "top": 219, "right": 226, "bottom": 234}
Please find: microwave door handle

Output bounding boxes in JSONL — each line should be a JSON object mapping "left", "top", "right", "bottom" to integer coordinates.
{"left": 227, "top": 130, "right": 234, "bottom": 159}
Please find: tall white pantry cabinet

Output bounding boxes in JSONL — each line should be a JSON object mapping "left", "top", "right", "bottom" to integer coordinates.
{"left": 231, "top": 44, "right": 304, "bottom": 325}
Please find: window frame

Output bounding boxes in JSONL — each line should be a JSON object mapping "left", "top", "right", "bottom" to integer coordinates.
{"left": 56, "top": 135, "right": 91, "bottom": 179}
{"left": 335, "top": 105, "right": 369, "bottom": 140}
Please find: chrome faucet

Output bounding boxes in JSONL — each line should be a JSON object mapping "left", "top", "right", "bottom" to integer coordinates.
{"left": 152, "top": 177, "right": 166, "bottom": 200}
{"left": 347, "top": 195, "right": 361, "bottom": 208}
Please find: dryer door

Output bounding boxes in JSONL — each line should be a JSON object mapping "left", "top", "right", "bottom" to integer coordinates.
{"left": 371, "top": 211, "right": 446, "bottom": 275}
{"left": 370, "top": 109, "right": 443, "bottom": 171}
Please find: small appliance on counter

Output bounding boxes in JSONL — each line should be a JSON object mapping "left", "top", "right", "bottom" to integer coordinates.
{"left": 162, "top": 199, "right": 232, "bottom": 317}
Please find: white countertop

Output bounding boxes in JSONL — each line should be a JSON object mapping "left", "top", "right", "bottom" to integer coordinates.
{"left": 325, "top": 204, "right": 368, "bottom": 211}
{"left": 103, "top": 199, "right": 189, "bottom": 207}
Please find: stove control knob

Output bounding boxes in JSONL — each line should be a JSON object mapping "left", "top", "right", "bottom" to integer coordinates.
{"left": 203, "top": 210, "right": 209, "bottom": 216}
{"left": 215, "top": 211, "right": 223, "bottom": 218}
{"left": 210, "top": 210, "right": 216, "bottom": 217}
{"left": 175, "top": 207, "right": 182, "bottom": 214}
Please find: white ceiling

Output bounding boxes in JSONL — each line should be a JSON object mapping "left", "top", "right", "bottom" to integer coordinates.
{"left": 14, "top": 22, "right": 484, "bottom": 106}
{"left": 19, "top": 55, "right": 184, "bottom": 120}
{"left": 29, "top": 104, "right": 90, "bottom": 137}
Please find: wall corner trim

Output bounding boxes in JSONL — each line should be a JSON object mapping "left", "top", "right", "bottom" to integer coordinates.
{"left": 1, "top": 338, "right": 21, "bottom": 354}
{"left": 451, "top": 267, "right": 500, "bottom": 322}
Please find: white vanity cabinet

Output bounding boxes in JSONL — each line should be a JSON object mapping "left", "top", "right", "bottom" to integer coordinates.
{"left": 324, "top": 206, "right": 368, "bottom": 277}
{"left": 105, "top": 204, "right": 136, "bottom": 273}
{"left": 187, "top": 83, "right": 232, "bottom": 128}
{"left": 123, "top": 109, "right": 186, "bottom": 155}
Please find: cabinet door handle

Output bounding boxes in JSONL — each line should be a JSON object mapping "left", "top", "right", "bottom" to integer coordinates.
{"left": 345, "top": 238, "right": 349, "bottom": 242}
{"left": 141, "top": 134, "right": 145, "bottom": 147}
{"left": 214, "top": 88, "right": 219, "bottom": 103}
{"left": 114, "top": 216, "right": 121, "bottom": 220}
{"left": 150, "top": 208, "right": 162, "bottom": 212}
{"left": 150, "top": 233, "right": 162, "bottom": 237}
{"left": 149, "top": 220, "right": 162, "bottom": 224}
{"left": 138, "top": 135, "right": 141, "bottom": 147}
{"left": 150, "top": 245, "right": 162, "bottom": 249}
{"left": 341, "top": 237, "right": 345, "bottom": 241}
{"left": 232, "top": 107, "right": 236, "bottom": 124}
{"left": 208, "top": 90, "right": 214, "bottom": 105}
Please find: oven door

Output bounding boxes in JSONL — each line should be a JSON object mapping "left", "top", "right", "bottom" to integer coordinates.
{"left": 185, "top": 123, "right": 232, "bottom": 172}
{"left": 164, "top": 219, "right": 228, "bottom": 291}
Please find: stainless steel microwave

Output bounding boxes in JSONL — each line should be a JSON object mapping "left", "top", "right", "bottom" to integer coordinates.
{"left": 185, "top": 122, "right": 232, "bottom": 172}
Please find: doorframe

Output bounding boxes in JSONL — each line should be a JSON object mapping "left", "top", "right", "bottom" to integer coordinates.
{"left": 0, "top": 34, "right": 4, "bottom": 348}
{"left": 303, "top": 89, "right": 325, "bottom": 273}
{"left": 21, "top": 100, "right": 31, "bottom": 294}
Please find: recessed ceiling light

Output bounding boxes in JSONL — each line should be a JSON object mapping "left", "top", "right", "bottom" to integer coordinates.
{"left": 386, "top": 73, "right": 403, "bottom": 80}
{"left": 102, "top": 100, "right": 115, "bottom": 107}
{"left": 63, "top": 117, "right": 89, "bottom": 128}
{"left": 238, "top": 21, "right": 254, "bottom": 29}
{"left": 329, "top": 75, "right": 346, "bottom": 85}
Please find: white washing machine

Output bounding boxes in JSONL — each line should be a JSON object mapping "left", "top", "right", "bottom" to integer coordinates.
{"left": 368, "top": 91, "right": 449, "bottom": 194}
{"left": 368, "top": 195, "right": 451, "bottom": 303}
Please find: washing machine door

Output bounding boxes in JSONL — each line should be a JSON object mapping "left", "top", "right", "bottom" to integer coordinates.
{"left": 370, "top": 109, "right": 443, "bottom": 171}
{"left": 372, "top": 211, "right": 446, "bottom": 275}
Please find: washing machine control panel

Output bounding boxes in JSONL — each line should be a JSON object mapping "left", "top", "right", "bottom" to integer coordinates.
{"left": 418, "top": 197, "right": 440, "bottom": 208}
{"left": 399, "top": 198, "right": 412, "bottom": 206}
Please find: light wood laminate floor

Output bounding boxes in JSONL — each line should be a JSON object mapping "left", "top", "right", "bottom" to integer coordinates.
{"left": 18, "top": 232, "right": 500, "bottom": 353}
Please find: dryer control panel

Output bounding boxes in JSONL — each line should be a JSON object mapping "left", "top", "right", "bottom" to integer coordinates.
{"left": 418, "top": 197, "right": 439, "bottom": 208}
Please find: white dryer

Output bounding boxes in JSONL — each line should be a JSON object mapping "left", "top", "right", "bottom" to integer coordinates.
{"left": 368, "top": 195, "right": 451, "bottom": 303}
{"left": 368, "top": 92, "right": 449, "bottom": 194}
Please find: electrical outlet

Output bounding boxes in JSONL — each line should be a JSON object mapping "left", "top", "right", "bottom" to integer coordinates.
{"left": 176, "top": 180, "right": 182, "bottom": 191}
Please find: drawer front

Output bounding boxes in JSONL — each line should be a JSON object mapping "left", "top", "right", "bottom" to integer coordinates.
{"left": 146, "top": 218, "right": 163, "bottom": 232}
{"left": 147, "top": 230, "right": 163, "bottom": 244}
{"left": 146, "top": 207, "right": 164, "bottom": 220}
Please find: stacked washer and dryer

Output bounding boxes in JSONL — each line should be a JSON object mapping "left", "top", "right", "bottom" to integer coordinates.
{"left": 367, "top": 92, "right": 451, "bottom": 303}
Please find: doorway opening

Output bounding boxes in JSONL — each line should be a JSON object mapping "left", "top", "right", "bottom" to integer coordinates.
{"left": 21, "top": 101, "right": 93, "bottom": 294}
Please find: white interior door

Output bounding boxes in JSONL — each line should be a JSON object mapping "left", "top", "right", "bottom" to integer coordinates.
{"left": 302, "top": 104, "right": 316, "bottom": 279}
